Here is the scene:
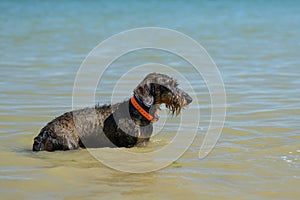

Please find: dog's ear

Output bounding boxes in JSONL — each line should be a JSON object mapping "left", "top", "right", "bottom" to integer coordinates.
{"left": 134, "top": 82, "right": 154, "bottom": 107}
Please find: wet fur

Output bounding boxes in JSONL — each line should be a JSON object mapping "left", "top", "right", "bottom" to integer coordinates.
{"left": 32, "top": 73, "right": 192, "bottom": 151}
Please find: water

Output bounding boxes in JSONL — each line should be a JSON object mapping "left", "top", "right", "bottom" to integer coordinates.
{"left": 1, "top": 0, "right": 300, "bottom": 199}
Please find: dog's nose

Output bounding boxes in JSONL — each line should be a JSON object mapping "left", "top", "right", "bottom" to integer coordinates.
{"left": 183, "top": 92, "right": 193, "bottom": 105}
{"left": 185, "top": 93, "right": 192, "bottom": 104}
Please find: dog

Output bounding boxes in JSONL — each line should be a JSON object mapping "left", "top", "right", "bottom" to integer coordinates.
{"left": 32, "top": 73, "right": 192, "bottom": 151}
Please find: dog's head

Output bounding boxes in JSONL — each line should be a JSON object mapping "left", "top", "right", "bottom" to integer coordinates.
{"left": 134, "top": 73, "right": 192, "bottom": 115}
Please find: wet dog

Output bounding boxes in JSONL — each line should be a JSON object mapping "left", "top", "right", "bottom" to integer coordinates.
{"left": 32, "top": 73, "right": 192, "bottom": 151}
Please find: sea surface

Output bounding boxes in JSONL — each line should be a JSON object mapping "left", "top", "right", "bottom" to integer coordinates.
{"left": 1, "top": 0, "right": 299, "bottom": 199}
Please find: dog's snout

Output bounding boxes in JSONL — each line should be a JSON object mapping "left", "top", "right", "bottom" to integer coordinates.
{"left": 175, "top": 89, "right": 192, "bottom": 106}
{"left": 185, "top": 93, "right": 192, "bottom": 104}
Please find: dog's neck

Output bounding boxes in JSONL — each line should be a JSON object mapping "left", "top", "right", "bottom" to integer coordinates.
{"left": 131, "top": 96, "right": 153, "bottom": 122}
{"left": 130, "top": 96, "right": 158, "bottom": 123}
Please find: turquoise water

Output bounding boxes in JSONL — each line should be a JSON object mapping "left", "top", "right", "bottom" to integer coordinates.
{"left": 1, "top": 1, "right": 300, "bottom": 199}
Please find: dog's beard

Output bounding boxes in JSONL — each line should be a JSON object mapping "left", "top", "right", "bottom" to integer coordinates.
{"left": 166, "top": 103, "right": 182, "bottom": 116}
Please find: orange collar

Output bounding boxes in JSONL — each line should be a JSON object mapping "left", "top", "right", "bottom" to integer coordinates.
{"left": 131, "top": 96, "right": 157, "bottom": 122}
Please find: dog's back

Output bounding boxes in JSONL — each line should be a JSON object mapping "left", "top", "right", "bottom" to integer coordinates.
{"left": 33, "top": 105, "right": 114, "bottom": 151}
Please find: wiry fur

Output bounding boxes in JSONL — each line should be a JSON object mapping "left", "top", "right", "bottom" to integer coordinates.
{"left": 32, "top": 73, "right": 192, "bottom": 151}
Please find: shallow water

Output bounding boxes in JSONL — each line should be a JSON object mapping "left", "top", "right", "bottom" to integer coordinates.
{"left": 1, "top": 0, "right": 300, "bottom": 199}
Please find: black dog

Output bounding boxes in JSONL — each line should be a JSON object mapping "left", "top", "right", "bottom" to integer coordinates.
{"left": 32, "top": 73, "right": 192, "bottom": 151}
